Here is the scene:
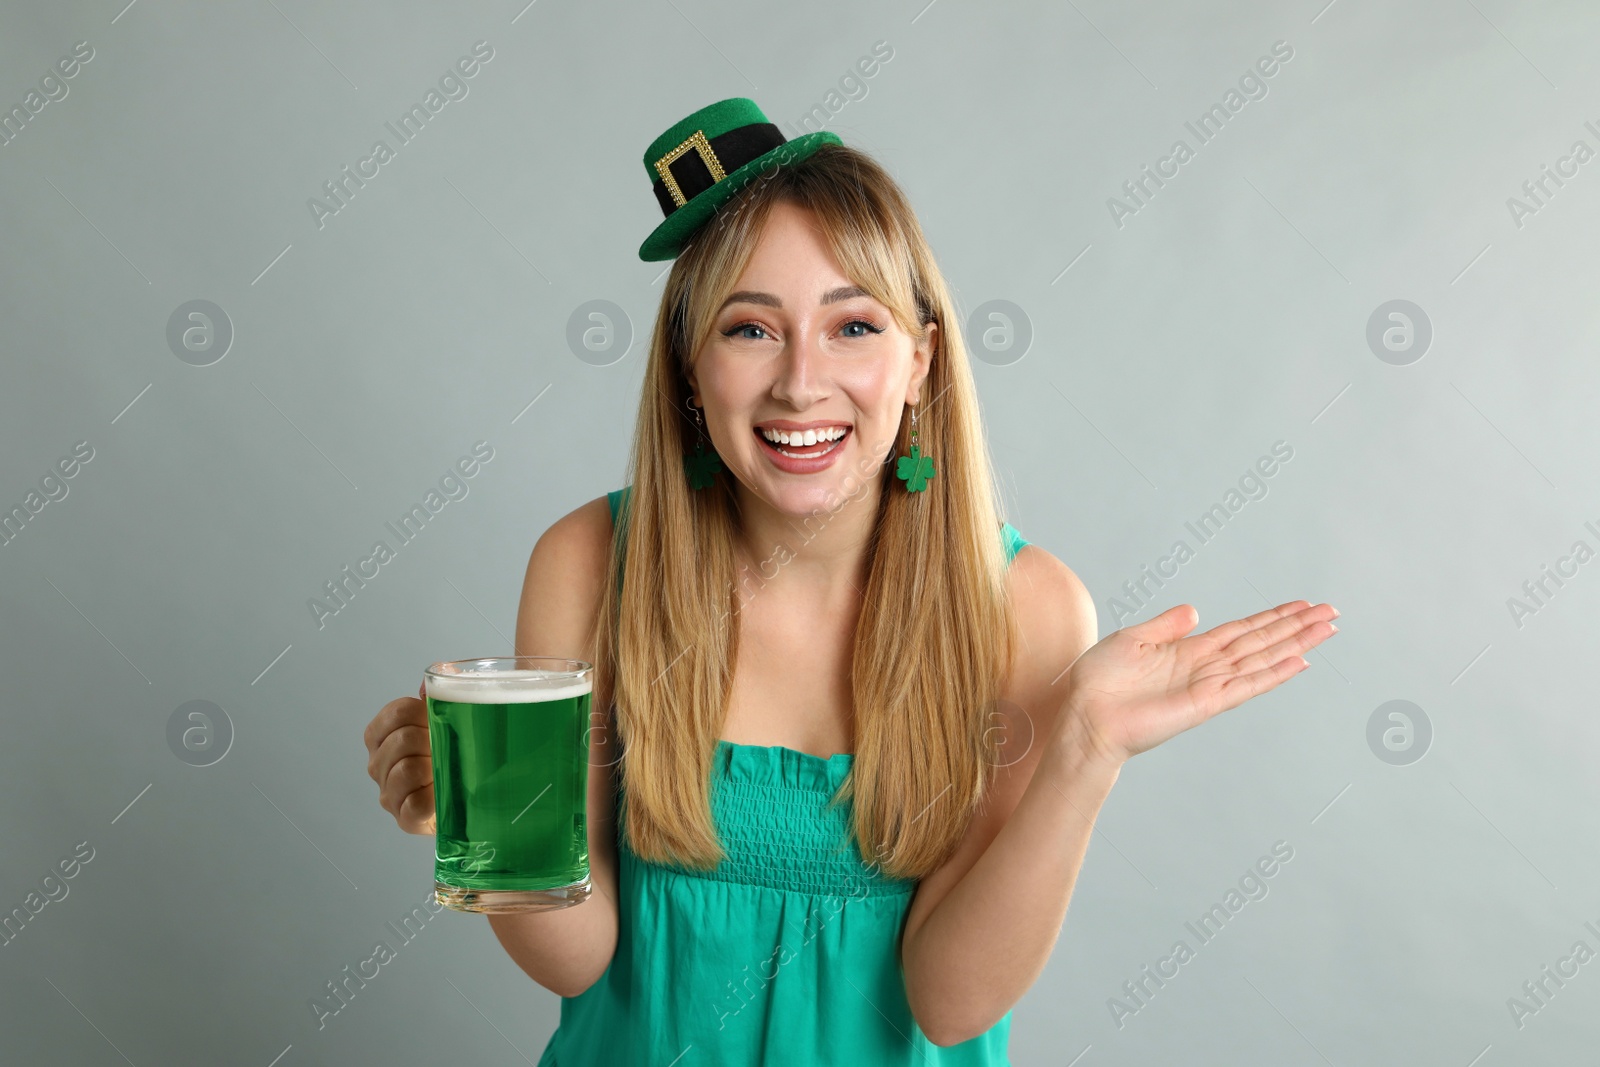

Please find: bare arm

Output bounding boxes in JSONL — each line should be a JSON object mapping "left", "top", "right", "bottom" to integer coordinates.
{"left": 482, "top": 495, "right": 621, "bottom": 999}
{"left": 902, "top": 545, "right": 1338, "bottom": 1045}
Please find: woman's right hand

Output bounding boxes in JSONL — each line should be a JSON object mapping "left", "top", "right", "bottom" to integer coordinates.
{"left": 363, "top": 682, "right": 436, "bottom": 835}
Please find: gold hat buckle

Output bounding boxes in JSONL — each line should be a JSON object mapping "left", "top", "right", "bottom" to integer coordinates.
{"left": 654, "top": 130, "right": 728, "bottom": 209}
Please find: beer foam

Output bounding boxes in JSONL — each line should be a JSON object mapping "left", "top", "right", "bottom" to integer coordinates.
{"left": 425, "top": 667, "right": 592, "bottom": 704}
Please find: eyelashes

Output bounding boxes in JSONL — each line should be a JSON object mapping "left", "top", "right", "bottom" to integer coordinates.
{"left": 722, "top": 319, "right": 886, "bottom": 340}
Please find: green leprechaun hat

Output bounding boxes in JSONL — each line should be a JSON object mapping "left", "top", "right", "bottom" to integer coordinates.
{"left": 638, "top": 97, "right": 842, "bottom": 261}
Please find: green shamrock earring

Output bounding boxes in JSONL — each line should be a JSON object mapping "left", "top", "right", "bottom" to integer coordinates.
{"left": 684, "top": 396, "right": 723, "bottom": 490}
{"left": 895, "top": 401, "right": 935, "bottom": 493}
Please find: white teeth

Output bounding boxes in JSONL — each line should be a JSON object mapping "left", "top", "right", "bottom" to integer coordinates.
{"left": 759, "top": 426, "right": 847, "bottom": 446}
{"left": 774, "top": 440, "right": 841, "bottom": 458}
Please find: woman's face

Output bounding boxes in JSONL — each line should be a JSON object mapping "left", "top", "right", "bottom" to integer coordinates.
{"left": 686, "top": 200, "right": 935, "bottom": 519}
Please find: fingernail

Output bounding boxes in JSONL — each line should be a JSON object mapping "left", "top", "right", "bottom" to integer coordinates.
{"left": 1330, "top": 606, "right": 1340, "bottom": 618}
{"left": 1329, "top": 623, "right": 1339, "bottom": 633}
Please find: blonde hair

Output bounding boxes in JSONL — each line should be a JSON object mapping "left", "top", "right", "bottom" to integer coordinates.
{"left": 591, "top": 142, "right": 1017, "bottom": 881}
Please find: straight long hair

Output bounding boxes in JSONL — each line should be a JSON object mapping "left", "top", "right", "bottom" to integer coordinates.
{"left": 591, "top": 143, "right": 1017, "bottom": 881}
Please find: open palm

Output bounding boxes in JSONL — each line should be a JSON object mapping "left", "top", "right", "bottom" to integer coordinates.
{"left": 1063, "top": 599, "right": 1339, "bottom": 766}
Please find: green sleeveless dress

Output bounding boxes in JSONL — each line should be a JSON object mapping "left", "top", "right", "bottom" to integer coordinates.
{"left": 536, "top": 487, "right": 1031, "bottom": 1066}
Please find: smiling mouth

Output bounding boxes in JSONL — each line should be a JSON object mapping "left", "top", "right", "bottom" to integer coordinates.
{"left": 753, "top": 425, "right": 851, "bottom": 459}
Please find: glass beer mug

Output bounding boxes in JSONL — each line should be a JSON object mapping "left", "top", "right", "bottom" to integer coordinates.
{"left": 424, "top": 657, "right": 592, "bottom": 913}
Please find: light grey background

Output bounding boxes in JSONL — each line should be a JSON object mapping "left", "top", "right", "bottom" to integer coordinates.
{"left": 2, "top": 0, "right": 1597, "bottom": 1063}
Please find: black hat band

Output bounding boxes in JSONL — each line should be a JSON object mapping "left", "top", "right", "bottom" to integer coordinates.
{"left": 651, "top": 122, "right": 788, "bottom": 218}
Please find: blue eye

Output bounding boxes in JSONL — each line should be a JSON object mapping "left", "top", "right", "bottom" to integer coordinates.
{"left": 721, "top": 319, "right": 885, "bottom": 340}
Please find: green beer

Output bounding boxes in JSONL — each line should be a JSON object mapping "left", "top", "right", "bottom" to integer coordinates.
{"left": 424, "top": 658, "right": 592, "bottom": 912}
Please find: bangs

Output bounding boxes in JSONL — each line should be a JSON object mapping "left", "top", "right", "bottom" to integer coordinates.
{"left": 669, "top": 145, "right": 933, "bottom": 368}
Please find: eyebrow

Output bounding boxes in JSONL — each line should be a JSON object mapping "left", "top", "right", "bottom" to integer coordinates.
{"left": 718, "top": 285, "right": 871, "bottom": 311}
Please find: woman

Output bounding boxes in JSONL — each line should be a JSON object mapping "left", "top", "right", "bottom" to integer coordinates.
{"left": 362, "top": 98, "right": 1338, "bottom": 1065}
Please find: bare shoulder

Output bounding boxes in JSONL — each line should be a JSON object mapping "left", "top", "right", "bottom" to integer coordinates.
{"left": 515, "top": 495, "right": 616, "bottom": 663}
{"left": 989, "top": 542, "right": 1098, "bottom": 765}
{"left": 1005, "top": 542, "right": 1098, "bottom": 687}
{"left": 530, "top": 494, "right": 615, "bottom": 573}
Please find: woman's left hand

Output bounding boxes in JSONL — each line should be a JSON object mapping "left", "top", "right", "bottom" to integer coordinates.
{"left": 1057, "top": 599, "right": 1339, "bottom": 769}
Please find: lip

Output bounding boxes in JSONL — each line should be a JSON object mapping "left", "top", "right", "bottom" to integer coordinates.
{"left": 753, "top": 419, "right": 854, "bottom": 432}
{"left": 752, "top": 425, "right": 850, "bottom": 474}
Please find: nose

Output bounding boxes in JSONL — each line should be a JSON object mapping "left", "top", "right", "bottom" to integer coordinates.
{"left": 769, "top": 330, "right": 829, "bottom": 410}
